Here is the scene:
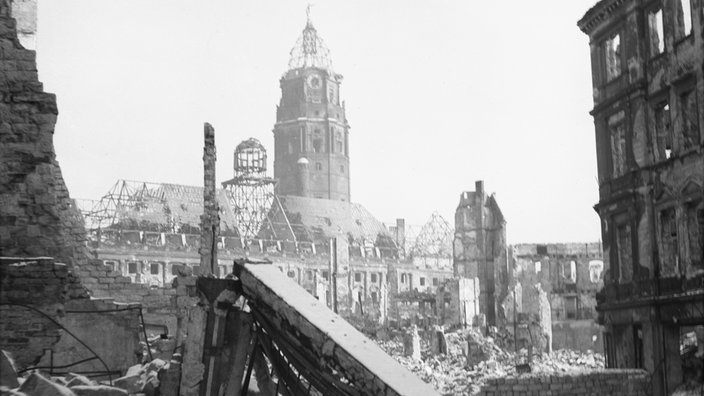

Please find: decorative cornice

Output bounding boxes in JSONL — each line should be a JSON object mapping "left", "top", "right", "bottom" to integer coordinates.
{"left": 578, "top": 0, "right": 628, "bottom": 35}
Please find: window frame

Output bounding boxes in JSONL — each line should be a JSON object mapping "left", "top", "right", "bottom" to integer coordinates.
{"left": 602, "top": 30, "right": 623, "bottom": 83}
{"left": 646, "top": 5, "right": 666, "bottom": 58}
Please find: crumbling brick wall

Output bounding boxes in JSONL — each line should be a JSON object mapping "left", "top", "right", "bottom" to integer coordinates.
{"left": 478, "top": 369, "right": 651, "bottom": 396}
{"left": 0, "top": 257, "right": 89, "bottom": 369}
{"left": 0, "top": 0, "right": 89, "bottom": 268}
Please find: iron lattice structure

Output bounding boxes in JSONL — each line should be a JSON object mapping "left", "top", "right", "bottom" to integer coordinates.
{"left": 75, "top": 180, "right": 172, "bottom": 231}
{"left": 288, "top": 8, "right": 334, "bottom": 73}
{"left": 222, "top": 138, "right": 278, "bottom": 240}
{"left": 409, "top": 212, "right": 454, "bottom": 258}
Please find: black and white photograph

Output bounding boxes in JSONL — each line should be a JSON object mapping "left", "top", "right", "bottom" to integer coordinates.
{"left": 0, "top": 0, "right": 702, "bottom": 395}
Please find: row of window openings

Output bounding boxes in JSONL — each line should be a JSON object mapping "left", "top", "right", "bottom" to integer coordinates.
{"left": 288, "top": 128, "right": 345, "bottom": 155}
{"left": 609, "top": 91, "right": 699, "bottom": 178}
{"left": 399, "top": 273, "right": 441, "bottom": 287}
{"left": 109, "top": 261, "right": 181, "bottom": 275}
{"left": 310, "top": 162, "right": 345, "bottom": 173}
{"left": 289, "top": 139, "right": 344, "bottom": 155}
{"left": 614, "top": 205, "right": 703, "bottom": 280}
{"left": 286, "top": 269, "right": 383, "bottom": 283}
{"left": 309, "top": 109, "right": 341, "bottom": 119}
{"left": 604, "top": 0, "right": 694, "bottom": 82}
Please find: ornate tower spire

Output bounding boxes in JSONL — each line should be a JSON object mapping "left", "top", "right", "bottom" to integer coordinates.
{"left": 288, "top": 5, "right": 333, "bottom": 72}
{"left": 274, "top": 8, "right": 350, "bottom": 202}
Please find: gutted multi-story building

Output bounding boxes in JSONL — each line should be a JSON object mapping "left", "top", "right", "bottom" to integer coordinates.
{"left": 453, "top": 180, "right": 509, "bottom": 327}
{"left": 579, "top": 0, "right": 703, "bottom": 393}
{"left": 509, "top": 243, "right": 605, "bottom": 353}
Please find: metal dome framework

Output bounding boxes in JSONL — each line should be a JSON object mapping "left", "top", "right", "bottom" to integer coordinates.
{"left": 287, "top": 11, "right": 334, "bottom": 73}
{"left": 222, "top": 139, "right": 277, "bottom": 240}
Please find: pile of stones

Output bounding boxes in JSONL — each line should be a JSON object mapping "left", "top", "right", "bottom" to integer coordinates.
{"left": 0, "top": 350, "right": 181, "bottom": 396}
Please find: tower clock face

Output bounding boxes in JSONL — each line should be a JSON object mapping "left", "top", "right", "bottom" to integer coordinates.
{"left": 306, "top": 73, "right": 321, "bottom": 89}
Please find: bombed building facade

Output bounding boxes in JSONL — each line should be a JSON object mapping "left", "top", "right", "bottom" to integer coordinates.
{"left": 453, "top": 181, "right": 509, "bottom": 327}
{"left": 579, "top": 0, "right": 703, "bottom": 394}
{"left": 2, "top": 0, "right": 684, "bottom": 393}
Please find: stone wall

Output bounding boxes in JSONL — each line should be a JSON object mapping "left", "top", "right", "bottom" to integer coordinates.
{"left": 0, "top": 257, "right": 89, "bottom": 369}
{"left": 477, "top": 369, "right": 651, "bottom": 396}
{"left": 0, "top": 0, "right": 89, "bottom": 268}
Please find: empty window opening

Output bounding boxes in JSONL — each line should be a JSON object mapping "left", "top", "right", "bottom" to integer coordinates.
{"left": 536, "top": 245, "right": 548, "bottom": 255}
{"left": 432, "top": 277, "right": 439, "bottom": 286}
{"left": 685, "top": 204, "right": 703, "bottom": 267}
{"left": 535, "top": 261, "right": 542, "bottom": 273}
{"left": 171, "top": 263, "right": 184, "bottom": 275}
{"left": 562, "top": 261, "right": 577, "bottom": 283}
{"left": 616, "top": 223, "right": 633, "bottom": 281}
{"left": 605, "top": 33, "right": 622, "bottom": 82}
{"left": 654, "top": 102, "right": 673, "bottom": 159}
{"left": 680, "top": 90, "right": 699, "bottom": 149}
{"left": 420, "top": 277, "right": 426, "bottom": 286}
{"left": 634, "top": 325, "right": 644, "bottom": 369}
{"left": 609, "top": 112, "right": 627, "bottom": 177}
{"left": 315, "top": 162, "right": 322, "bottom": 171}
{"left": 401, "top": 273, "right": 407, "bottom": 283}
{"left": 322, "top": 270, "right": 329, "bottom": 280}
{"left": 336, "top": 141, "right": 342, "bottom": 153}
{"left": 150, "top": 263, "right": 160, "bottom": 275}
{"left": 340, "top": 165, "right": 344, "bottom": 173}
{"left": 659, "top": 208, "right": 679, "bottom": 275}
{"left": 287, "top": 270, "right": 296, "bottom": 278}
{"left": 676, "top": 0, "right": 693, "bottom": 39}
{"left": 104, "top": 260, "right": 117, "bottom": 272}
{"left": 565, "top": 296, "right": 578, "bottom": 319}
{"left": 354, "top": 272, "right": 362, "bottom": 282}
{"left": 648, "top": 8, "right": 664, "bottom": 56}
{"left": 128, "top": 262, "right": 138, "bottom": 274}
{"left": 371, "top": 273, "right": 377, "bottom": 283}
{"left": 306, "top": 270, "right": 313, "bottom": 280}
{"left": 589, "top": 260, "right": 604, "bottom": 283}
{"left": 680, "top": 325, "right": 702, "bottom": 384}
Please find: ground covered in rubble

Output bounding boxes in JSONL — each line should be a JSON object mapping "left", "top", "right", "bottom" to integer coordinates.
{"left": 374, "top": 328, "right": 605, "bottom": 396}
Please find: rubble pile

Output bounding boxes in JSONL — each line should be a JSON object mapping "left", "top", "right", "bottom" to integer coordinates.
{"left": 0, "top": 350, "right": 179, "bottom": 396}
{"left": 375, "top": 327, "right": 605, "bottom": 396}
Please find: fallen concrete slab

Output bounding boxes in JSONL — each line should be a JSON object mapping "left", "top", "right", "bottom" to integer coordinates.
{"left": 234, "top": 259, "right": 440, "bottom": 396}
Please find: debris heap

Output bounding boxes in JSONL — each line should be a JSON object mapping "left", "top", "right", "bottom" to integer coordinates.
{"left": 375, "top": 327, "right": 605, "bottom": 396}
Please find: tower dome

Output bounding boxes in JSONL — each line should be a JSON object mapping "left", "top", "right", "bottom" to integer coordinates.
{"left": 287, "top": 7, "right": 333, "bottom": 73}
{"left": 234, "top": 138, "right": 267, "bottom": 177}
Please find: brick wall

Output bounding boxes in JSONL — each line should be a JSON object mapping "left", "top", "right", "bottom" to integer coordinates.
{"left": 478, "top": 369, "right": 651, "bottom": 396}
{"left": 0, "top": 257, "right": 89, "bottom": 368}
{"left": 0, "top": 0, "right": 89, "bottom": 268}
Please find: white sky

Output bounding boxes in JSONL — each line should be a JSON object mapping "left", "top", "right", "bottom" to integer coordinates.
{"left": 36, "top": 0, "right": 601, "bottom": 244}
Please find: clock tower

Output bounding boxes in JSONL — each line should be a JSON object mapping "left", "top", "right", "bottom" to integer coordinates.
{"left": 273, "top": 12, "right": 350, "bottom": 201}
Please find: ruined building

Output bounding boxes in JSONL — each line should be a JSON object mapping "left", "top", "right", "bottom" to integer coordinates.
{"left": 508, "top": 243, "right": 605, "bottom": 353}
{"left": 579, "top": 0, "right": 703, "bottom": 394}
{"left": 453, "top": 180, "right": 508, "bottom": 327}
{"left": 0, "top": 3, "right": 440, "bottom": 393}
{"left": 273, "top": 13, "right": 351, "bottom": 202}
{"left": 78, "top": 14, "right": 401, "bottom": 322}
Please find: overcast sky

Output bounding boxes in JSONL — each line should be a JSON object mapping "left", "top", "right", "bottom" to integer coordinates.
{"left": 36, "top": 0, "right": 601, "bottom": 243}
